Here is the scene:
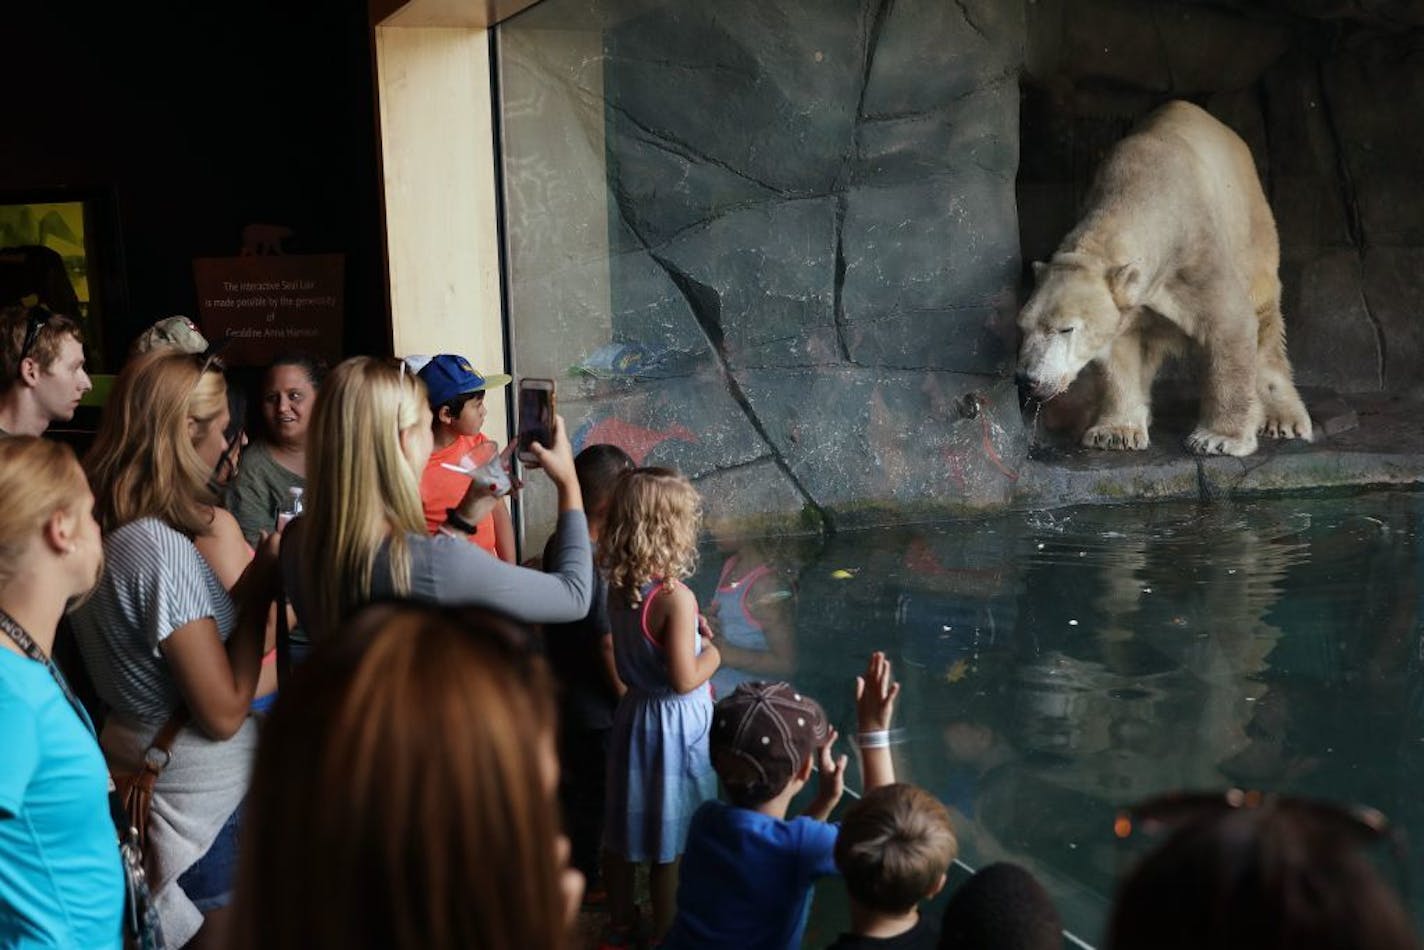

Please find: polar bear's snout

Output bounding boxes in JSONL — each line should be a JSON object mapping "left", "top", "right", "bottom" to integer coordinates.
{"left": 1016, "top": 334, "right": 1079, "bottom": 400}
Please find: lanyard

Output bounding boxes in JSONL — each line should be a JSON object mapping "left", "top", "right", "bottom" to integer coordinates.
{"left": 0, "top": 606, "right": 98, "bottom": 740}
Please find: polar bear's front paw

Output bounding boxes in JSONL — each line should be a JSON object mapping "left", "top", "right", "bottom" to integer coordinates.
{"left": 1082, "top": 423, "right": 1150, "bottom": 451}
{"left": 1186, "top": 427, "right": 1258, "bottom": 457}
{"left": 1259, "top": 408, "right": 1314, "bottom": 442}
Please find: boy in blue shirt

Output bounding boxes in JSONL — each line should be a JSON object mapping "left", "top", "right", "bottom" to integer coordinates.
{"left": 662, "top": 653, "right": 901, "bottom": 950}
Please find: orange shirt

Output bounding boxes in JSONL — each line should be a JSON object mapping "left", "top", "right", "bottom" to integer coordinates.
{"left": 420, "top": 432, "right": 499, "bottom": 556}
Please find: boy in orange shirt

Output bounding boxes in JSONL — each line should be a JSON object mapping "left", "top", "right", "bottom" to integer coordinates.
{"left": 416, "top": 354, "right": 516, "bottom": 561}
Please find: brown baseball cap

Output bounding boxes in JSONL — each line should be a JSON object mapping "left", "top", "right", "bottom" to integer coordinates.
{"left": 712, "top": 681, "right": 830, "bottom": 804}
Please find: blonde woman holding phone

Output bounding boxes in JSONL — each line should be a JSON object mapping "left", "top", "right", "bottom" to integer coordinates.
{"left": 282, "top": 356, "right": 593, "bottom": 643}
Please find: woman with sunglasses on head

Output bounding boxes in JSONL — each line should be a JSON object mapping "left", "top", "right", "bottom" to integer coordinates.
{"left": 232, "top": 600, "right": 583, "bottom": 950}
{"left": 283, "top": 356, "right": 592, "bottom": 643}
{"left": 70, "top": 348, "right": 279, "bottom": 948}
{"left": 126, "top": 334, "right": 280, "bottom": 712}
{"left": 1107, "top": 790, "right": 1419, "bottom": 950}
{"left": 192, "top": 368, "right": 285, "bottom": 713}
{"left": 0, "top": 437, "right": 123, "bottom": 948}
{"left": 227, "top": 353, "right": 324, "bottom": 548}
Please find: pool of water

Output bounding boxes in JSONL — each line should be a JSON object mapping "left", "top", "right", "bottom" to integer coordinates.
{"left": 685, "top": 488, "right": 1424, "bottom": 947}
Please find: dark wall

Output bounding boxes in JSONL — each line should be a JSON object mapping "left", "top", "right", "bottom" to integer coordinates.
{"left": 4, "top": 1, "right": 387, "bottom": 369}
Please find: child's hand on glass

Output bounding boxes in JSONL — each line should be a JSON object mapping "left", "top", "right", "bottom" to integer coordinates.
{"left": 855, "top": 651, "right": 900, "bottom": 734}
{"left": 815, "top": 728, "right": 846, "bottom": 804}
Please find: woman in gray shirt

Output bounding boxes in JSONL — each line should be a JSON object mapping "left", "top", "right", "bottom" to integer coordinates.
{"left": 227, "top": 354, "right": 324, "bottom": 546}
{"left": 284, "top": 356, "right": 591, "bottom": 641}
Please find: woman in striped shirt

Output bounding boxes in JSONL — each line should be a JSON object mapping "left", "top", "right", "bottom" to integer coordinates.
{"left": 71, "top": 348, "right": 278, "bottom": 948}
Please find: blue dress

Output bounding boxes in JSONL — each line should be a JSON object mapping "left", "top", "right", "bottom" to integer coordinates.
{"left": 604, "top": 580, "right": 717, "bottom": 863}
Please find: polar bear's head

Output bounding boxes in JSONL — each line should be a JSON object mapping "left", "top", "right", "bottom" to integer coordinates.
{"left": 1015, "top": 255, "right": 1141, "bottom": 400}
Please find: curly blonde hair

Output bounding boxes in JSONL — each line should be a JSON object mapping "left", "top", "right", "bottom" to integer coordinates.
{"left": 598, "top": 467, "right": 701, "bottom": 605}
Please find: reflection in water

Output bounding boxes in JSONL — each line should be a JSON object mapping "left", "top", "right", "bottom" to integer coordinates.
{"left": 692, "top": 489, "right": 1422, "bottom": 944}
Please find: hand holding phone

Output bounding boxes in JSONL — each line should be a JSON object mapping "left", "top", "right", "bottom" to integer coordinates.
{"left": 526, "top": 414, "right": 578, "bottom": 490}
{"left": 517, "top": 379, "right": 556, "bottom": 467}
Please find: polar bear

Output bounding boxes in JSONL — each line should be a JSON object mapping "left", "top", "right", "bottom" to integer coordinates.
{"left": 1016, "top": 100, "right": 1312, "bottom": 457}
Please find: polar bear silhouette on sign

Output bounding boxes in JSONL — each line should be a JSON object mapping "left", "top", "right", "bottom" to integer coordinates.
{"left": 1016, "top": 100, "right": 1312, "bottom": 458}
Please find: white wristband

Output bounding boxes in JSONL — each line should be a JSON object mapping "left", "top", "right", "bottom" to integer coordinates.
{"left": 857, "top": 730, "right": 890, "bottom": 749}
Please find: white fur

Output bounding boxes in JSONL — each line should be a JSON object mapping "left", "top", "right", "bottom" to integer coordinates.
{"left": 1017, "top": 101, "right": 1312, "bottom": 458}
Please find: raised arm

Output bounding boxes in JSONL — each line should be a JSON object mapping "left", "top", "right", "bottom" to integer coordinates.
{"left": 529, "top": 415, "right": 584, "bottom": 515}
{"left": 856, "top": 651, "right": 900, "bottom": 792}
{"left": 433, "top": 515, "right": 593, "bottom": 624}
{"left": 163, "top": 532, "right": 279, "bottom": 739}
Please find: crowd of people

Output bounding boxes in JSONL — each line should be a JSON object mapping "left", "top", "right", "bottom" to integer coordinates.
{"left": 0, "top": 300, "right": 1420, "bottom": 950}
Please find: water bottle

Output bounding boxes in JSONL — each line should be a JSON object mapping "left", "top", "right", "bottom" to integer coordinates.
{"left": 276, "top": 486, "right": 304, "bottom": 531}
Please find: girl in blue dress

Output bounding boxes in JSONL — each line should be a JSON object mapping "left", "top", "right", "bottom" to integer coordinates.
{"left": 598, "top": 467, "right": 721, "bottom": 946}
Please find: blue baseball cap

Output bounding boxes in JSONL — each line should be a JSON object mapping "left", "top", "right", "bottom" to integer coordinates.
{"left": 416, "top": 354, "right": 512, "bottom": 407}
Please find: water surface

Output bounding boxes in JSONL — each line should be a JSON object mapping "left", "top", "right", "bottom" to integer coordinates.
{"left": 687, "top": 489, "right": 1423, "bottom": 946}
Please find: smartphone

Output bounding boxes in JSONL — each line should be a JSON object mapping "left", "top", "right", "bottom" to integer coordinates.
{"left": 516, "top": 378, "right": 556, "bottom": 465}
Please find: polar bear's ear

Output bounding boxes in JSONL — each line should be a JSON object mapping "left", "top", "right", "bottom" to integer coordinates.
{"left": 1108, "top": 263, "right": 1144, "bottom": 307}
{"left": 1031, "top": 261, "right": 1048, "bottom": 282}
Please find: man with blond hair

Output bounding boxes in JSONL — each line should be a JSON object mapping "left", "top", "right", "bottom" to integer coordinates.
{"left": 0, "top": 304, "right": 91, "bottom": 437}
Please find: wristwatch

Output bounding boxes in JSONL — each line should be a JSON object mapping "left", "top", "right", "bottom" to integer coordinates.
{"left": 444, "top": 507, "right": 479, "bottom": 535}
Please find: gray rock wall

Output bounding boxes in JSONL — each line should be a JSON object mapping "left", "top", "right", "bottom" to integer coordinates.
{"left": 502, "top": 0, "right": 1029, "bottom": 535}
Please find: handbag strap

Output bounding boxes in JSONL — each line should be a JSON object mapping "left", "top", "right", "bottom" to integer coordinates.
{"left": 144, "top": 708, "right": 189, "bottom": 768}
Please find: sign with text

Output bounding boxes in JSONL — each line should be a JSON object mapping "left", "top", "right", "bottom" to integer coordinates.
{"left": 193, "top": 254, "right": 344, "bottom": 365}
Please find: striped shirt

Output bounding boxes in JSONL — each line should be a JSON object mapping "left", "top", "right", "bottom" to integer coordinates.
{"left": 71, "top": 518, "right": 236, "bottom": 724}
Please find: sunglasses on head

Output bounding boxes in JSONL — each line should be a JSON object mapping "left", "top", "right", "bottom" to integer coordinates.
{"left": 1115, "top": 788, "right": 1408, "bottom": 896}
{"left": 18, "top": 305, "right": 53, "bottom": 364}
{"left": 1117, "top": 787, "right": 1392, "bottom": 838}
{"left": 211, "top": 421, "right": 245, "bottom": 479}
{"left": 185, "top": 347, "right": 226, "bottom": 401}
{"left": 196, "top": 347, "right": 225, "bottom": 375}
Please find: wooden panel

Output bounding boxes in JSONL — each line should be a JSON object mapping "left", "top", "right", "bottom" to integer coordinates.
{"left": 374, "top": 24, "right": 509, "bottom": 440}
{"left": 373, "top": 0, "right": 547, "bottom": 28}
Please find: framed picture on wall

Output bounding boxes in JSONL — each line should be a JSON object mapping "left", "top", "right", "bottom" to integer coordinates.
{"left": 0, "top": 185, "right": 127, "bottom": 374}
